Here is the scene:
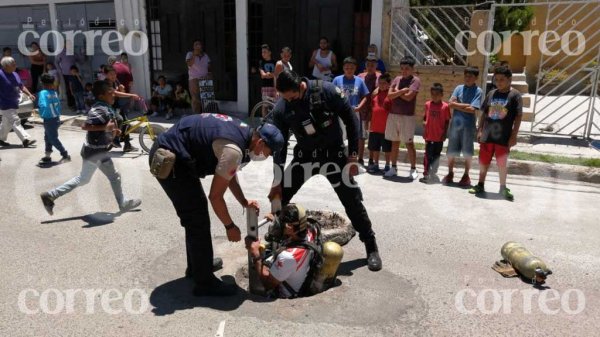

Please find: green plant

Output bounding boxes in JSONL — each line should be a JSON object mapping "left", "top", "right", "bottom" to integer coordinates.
{"left": 538, "top": 68, "right": 568, "bottom": 85}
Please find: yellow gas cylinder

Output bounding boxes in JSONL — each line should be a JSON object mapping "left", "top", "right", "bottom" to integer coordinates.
{"left": 500, "top": 241, "right": 552, "bottom": 284}
{"left": 310, "top": 241, "right": 344, "bottom": 294}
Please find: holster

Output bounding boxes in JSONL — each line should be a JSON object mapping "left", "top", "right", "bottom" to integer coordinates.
{"left": 150, "top": 148, "right": 176, "bottom": 179}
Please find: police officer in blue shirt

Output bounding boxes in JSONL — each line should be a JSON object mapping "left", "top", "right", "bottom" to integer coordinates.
{"left": 266, "top": 69, "right": 382, "bottom": 272}
{"left": 150, "top": 113, "right": 284, "bottom": 297}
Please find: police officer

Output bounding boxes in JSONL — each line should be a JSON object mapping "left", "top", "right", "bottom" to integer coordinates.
{"left": 150, "top": 113, "right": 284, "bottom": 296}
{"left": 267, "top": 70, "right": 382, "bottom": 271}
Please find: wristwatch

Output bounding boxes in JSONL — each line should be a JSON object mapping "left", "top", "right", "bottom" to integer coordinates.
{"left": 224, "top": 222, "right": 236, "bottom": 230}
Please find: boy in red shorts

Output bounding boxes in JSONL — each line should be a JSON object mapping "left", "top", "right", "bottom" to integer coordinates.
{"left": 469, "top": 66, "right": 522, "bottom": 201}
{"left": 419, "top": 83, "right": 450, "bottom": 184}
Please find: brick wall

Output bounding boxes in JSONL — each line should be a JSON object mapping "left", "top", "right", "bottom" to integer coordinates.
{"left": 387, "top": 65, "right": 467, "bottom": 119}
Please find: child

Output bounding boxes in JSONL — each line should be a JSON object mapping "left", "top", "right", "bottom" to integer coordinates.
{"left": 274, "top": 46, "right": 293, "bottom": 89}
{"left": 367, "top": 73, "right": 392, "bottom": 174}
{"left": 45, "top": 63, "right": 60, "bottom": 94}
{"left": 150, "top": 75, "right": 174, "bottom": 119}
{"left": 385, "top": 56, "right": 421, "bottom": 179}
{"left": 69, "top": 65, "right": 86, "bottom": 114}
{"left": 38, "top": 74, "right": 70, "bottom": 165}
{"left": 444, "top": 67, "right": 483, "bottom": 186}
{"left": 40, "top": 80, "right": 142, "bottom": 215}
{"left": 84, "top": 82, "right": 94, "bottom": 111}
{"left": 419, "top": 83, "right": 450, "bottom": 184}
{"left": 259, "top": 44, "right": 276, "bottom": 117}
{"left": 359, "top": 55, "right": 382, "bottom": 167}
{"left": 469, "top": 66, "right": 522, "bottom": 201}
{"left": 332, "top": 57, "right": 370, "bottom": 168}
{"left": 174, "top": 83, "right": 191, "bottom": 113}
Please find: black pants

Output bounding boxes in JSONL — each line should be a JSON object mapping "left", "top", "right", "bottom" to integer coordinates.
{"left": 281, "top": 146, "right": 375, "bottom": 242}
{"left": 423, "top": 141, "right": 444, "bottom": 176}
{"left": 30, "top": 64, "right": 44, "bottom": 93}
{"left": 150, "top": 145, "right": 214, "bottom": 286}
{"left": 118, "top": 109, "right": 132, "bottom": 147}
{"left": 62, "top": 75, "right": 75, "bottom": 108}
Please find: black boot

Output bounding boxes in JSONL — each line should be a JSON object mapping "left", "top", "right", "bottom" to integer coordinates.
{"left": 193, "top": 276, "right": 238, "bottom": 297}
{"left": 185, "top": 258, "right": 224, "bottom": 278}
{"left": 365, "top": 238, "right": 382, "bottom": 271}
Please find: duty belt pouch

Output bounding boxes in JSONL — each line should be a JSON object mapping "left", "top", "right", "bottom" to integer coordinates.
{"left": 150, "top": 148, "right": 176, "bottom": 179}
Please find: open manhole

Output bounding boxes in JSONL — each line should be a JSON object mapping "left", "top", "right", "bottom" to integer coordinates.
{"left": 236, "top": 209, "right": 355, "bottom": 290}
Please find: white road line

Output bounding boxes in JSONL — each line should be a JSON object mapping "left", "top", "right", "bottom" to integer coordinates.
{"left": 215, "top": 320, "right": 226, "bottom": 337}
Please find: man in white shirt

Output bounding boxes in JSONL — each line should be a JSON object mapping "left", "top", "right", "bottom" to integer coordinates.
{"left": 245, "top": 204, "right": 316, "bottom": 298}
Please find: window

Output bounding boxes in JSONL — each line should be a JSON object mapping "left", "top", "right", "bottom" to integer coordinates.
{"left": 147, "top": 0, "right": 162, "bottom": 71}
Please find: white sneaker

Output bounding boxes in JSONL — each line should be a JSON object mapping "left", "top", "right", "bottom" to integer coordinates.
{"left": 410, "top": 168, "right": 419, "bottom": 180}
{"left": 357, "top": 165, "right": 367, "bottom": 175}
{"left": 384, "top": 167, "right": 397, "bottom": 177}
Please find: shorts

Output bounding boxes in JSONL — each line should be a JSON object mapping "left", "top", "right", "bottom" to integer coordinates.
{"left": 385, "top": 114, "right": 415, "bottom": 143}
{"left": 447, "top": 123, "right": 475, "bottom": 157}
{"left": 479, "top": 142, "right": 510, "bottom": 167}
{"left": 368, "top": 132, "right": 391, "bottom": 152}
{"left": 261, "top": 87, "right": 277, "bottom": 100}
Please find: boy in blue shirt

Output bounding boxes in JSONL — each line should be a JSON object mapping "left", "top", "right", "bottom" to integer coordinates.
{"left": 443, "top": 67, "right": 483, "bottom": 187}
{"left": 332, "top": 57, "right": 370, "bottom": 166}
{"left": 38, "top": 74, "right": 70, "bottom": 165}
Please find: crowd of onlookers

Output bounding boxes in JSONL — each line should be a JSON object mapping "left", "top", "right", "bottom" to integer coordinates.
{"left": 1, "top": 35, "right": 523, "bottom": 200}
{"left": 254, "top": 37, "right": 522, "bottom": 200}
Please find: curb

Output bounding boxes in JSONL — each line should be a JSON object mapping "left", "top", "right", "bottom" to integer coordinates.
{"left": 28, "top": 117, "right": 599, "bottom": 184}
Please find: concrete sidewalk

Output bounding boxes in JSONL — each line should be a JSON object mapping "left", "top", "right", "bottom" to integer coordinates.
{"left": 27, "top": 110, "right": 600, "bottom": 183}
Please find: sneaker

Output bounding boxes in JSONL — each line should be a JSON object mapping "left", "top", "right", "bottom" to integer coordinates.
{"left": 112, "top": 140, "right": 122, "bottom": 148}
{"left": 501, "top": 187, "right": 514, "bottom": 201}
{"left": 409, "top": 168, "right": 419, "bottom": 180}
{"left": 419, "top": 176, "right": 429, "bottom": 184}
{"left": 458, "top": 174, "right": 472, "bottom": 187}
{"left": 39, "top": 156, "right": 52, "bottom": 164}
{"left": 357, "top": 165, "right": 367, "bottom": 175}
{"left": 151, "top": 111, "right": 159, "bottom": 117}
{"left": 40, "top": 192, "right": 55, "bottom": 215}
{"left": 122, "top": 145, "right": 139, "bottom": 153}
{"left": 22, "top": 139, "right": 37, "bottom": 148}
{"left": 384, "top": 167, "right": 397, "bottom": 177}
{"left": 193, "top": 277, "right": 238, "bottom": 297}
{"left": 0, "top": 140, "right": 10, "bottom": 146}
{"left": 428, "top": 174, "right": 441, "bottom": 184}
{"left": 119, "top": 199, "right": 141, "bottom": 212}
{"left": 383, "top": 165, "right": 390, "bottom": 172}
{"left": 367, "top": 163, "right": 380, "bottom": 173}
{"left": 441, "top": 172, "right": 454, "bottom": 185}
{"left": 58, "top": 155, "right": 71, "bottom": 164}
{"left": 468, "top": 184, "right": 485, "bottom": 194}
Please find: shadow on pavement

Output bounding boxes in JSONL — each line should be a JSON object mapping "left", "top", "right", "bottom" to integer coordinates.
{"left": 382, "top": 175, "right": 414, "bottom": 183}
{"left": 150, "top": 275, "right": 258, "bottom": 315}
{"left": 474, "top": 192, "right": 510, "bottom": 201}
{"left": 40, "top": 210, "right": 140, "bottom": 227}
{"left": 337, "top": 258, "right": 368, "bottom": 276}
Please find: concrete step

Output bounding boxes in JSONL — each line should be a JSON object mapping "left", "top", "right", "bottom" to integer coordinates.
{"left": 511, "top": 81, "right": 529, "bottom": 94}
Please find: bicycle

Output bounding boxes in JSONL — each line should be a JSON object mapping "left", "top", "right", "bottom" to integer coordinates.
{"left": 248, "top": 96, "right": 277, "bottom": 128}
{"left": 120, "top": 99, "right": 166, "bottom": 153}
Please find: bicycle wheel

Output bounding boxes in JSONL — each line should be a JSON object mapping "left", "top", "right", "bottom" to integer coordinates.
{"left": 248, "top": 99, "right": 276, "bottom": 128}
{"left": 138, "top": 123, "right": 166, "bottom": 153}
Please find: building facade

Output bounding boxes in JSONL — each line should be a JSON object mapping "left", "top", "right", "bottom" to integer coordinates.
{"left": 0, "top": 0, "right": 385, "bottom": 116}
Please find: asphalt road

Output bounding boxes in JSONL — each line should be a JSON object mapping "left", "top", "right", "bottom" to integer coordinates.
{"left": 0, "top": 125, "right": 598, "bottom": 337}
